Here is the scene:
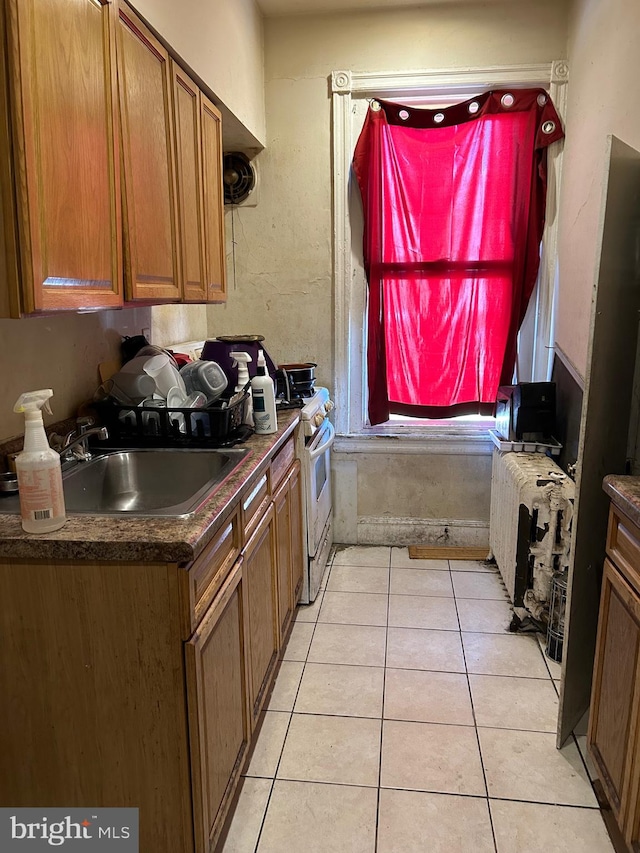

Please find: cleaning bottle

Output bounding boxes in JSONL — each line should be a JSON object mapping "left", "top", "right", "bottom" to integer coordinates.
{"left": 13, "top": 389, "right": 66, "bottom": 533}
{"left": 230, "top": 352, "right": 254, "bottom": 427}
{"left": 251, "top": 350, "right": 277, "bottom": 434}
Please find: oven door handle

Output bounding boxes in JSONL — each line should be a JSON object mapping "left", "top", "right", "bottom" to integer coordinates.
{"left": 309, "top": 420, "right": 335, "bottom": 460}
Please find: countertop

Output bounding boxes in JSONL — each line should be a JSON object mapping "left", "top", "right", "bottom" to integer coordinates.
{"left": 0, "top": 411, "right": 299, "bottom": 564}
{"left": 603, "top": 474, "right": 640, "bottom": 529}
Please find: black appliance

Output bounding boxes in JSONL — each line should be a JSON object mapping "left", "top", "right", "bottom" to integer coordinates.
{"left": 496, "top": 382, "right": 556, "bottom": 442}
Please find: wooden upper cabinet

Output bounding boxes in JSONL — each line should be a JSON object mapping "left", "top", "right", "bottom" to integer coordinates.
{"left": 171, "top": 62, "right": 207, "bottom": 303}
{"left": 117, "top": 3, "right": 180, "bottom": 302}
{"left": 2, "top": 0, "right": 122, "bottom": 315}
{"left": 200, "top": 94, "right": 226, "bottom": 302}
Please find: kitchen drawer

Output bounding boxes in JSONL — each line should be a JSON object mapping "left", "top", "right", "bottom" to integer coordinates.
{"left": 270, "top": 434, "right": 296, "bottom": 492}
{"left": 607, "top": 506, "right": 640, "bottom": 595}
{"left": 188, "top": 505, "right": 241, "bottom": 631}
{"left": 241, "top": 469, "right": 270, "bottom": 542}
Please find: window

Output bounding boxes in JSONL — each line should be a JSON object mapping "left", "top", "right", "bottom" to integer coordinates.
{"left": 353, "top": 90, "right": 563, "bottom": 426}
{"left": 331, "top": 63, "right": 568, "bottom": 448}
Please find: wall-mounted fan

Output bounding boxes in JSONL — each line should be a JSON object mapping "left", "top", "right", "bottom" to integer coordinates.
{"left": 223, "top": 152, "right": 257, "bottom": 205}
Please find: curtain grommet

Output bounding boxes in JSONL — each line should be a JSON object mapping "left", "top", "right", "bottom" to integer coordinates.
{"left": 537, "top": 93, "right": 548, "bottom": 106}
{"left": 542, "top": 120, "right": 556, "bottom": 134}
{"left": 501, "top": 93, "right": 515, "bottom": 108}
{"left": 468, "top": 101, "right": 480, "bottom": 114}
{"left": 370, "top": 99, "right": 381, "bottom": 112}
{"left": 398, "top": 109, "right": 410, "bottom": 121}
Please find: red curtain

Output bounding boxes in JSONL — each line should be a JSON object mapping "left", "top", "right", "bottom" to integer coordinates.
{"left": 352, "top": 89, "right": 564, "bottom": 425}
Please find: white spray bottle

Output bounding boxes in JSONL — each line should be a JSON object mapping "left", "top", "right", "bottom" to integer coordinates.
{"left": 230, "top": 352, "right": 254, "bottom": 427}
{"left": 251, "top": 350, "right": 277, "bottom": 434}
{"left": 13, "top": 389, "right": 66, "bottom": 533}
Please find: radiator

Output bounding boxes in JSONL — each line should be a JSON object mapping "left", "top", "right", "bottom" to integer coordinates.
{"left": 489, "top": 451, "right": 574, "bottom": 621}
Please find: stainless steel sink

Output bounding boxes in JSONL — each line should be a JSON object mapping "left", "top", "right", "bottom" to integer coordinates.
{"left": 0, "top": 448, "right": 250, "bottom": 518}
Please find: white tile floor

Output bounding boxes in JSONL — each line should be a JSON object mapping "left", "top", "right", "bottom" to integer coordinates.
{"left": 221, "top": 546, "right": 614, "bottom": 853}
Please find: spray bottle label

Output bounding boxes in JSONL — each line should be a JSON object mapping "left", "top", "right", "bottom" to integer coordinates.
{"left": 18, "top": 467, "right": 65, "bottom": 521}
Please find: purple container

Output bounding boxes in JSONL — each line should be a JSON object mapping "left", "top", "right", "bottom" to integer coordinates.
{"left": 201, "top": 339, "right": 278, "bottom": 390}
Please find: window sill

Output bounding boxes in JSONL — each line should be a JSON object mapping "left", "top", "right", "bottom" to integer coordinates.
{"left": 333, "top": 429, "right": 494, "bottom": 456}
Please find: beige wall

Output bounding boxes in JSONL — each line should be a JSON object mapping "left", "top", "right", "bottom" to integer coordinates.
{"left": 555, "top": 0, "right": 640, "bottom": 379}
{"left": 132, "top": 0, "right": 266, "bottom": 147}
{"left": 208, "top": 1, "right": 569, "bottom": 542}
{"left": 0, "top": 305, "right": 207, "bottom": 442}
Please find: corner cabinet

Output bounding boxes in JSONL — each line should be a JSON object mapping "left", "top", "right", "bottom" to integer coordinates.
{"left": 0, "top": 425, "right": 305, "bottom": 853}
{"left": 0, "top": 0, "right": 227, "bottom": 317}
{"left": 0, "top": 0, "right": 123, "bottom": 315}
{"left": 588, "top": 503, "right": 640, "bottom": 851}
{"left": 171, "top": 63, "right": 226, "bottom": 303}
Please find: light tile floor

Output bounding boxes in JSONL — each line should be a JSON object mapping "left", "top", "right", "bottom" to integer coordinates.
{"left": 221, "top": 546, "right": 614, "bottom": 853}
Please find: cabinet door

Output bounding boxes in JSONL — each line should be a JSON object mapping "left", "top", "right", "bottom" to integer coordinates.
{"left": 185, "top": 558, "right": 250, "bottom": 853}
{"left": 171, "top": 61, "right": 207, "bottom": 303}
{"left": 200, "top": 94, "right": 226, "bottom": 302}
{"left": 4, "top": 0, "right": 122, "bottom": 314}
{"left": 244, "top": 504, "right": 278, "bottom": 725}
{"left": 588, "top": 557, "right": 640, "bottom": 825}
{"left": 274, "top": 475, "right": 293, "bottom": 647}
{"left": 117, "top": 4, "right": 180, "bottom": 302}
{"left": 290, "top": 460, "right": 304, "bottom": 607}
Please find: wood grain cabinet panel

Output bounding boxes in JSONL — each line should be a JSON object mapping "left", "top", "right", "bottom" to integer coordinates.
{"left": 1, "top": 0, "right": 122, "bottom": 315}
{"left": 186, "top": 558, "right": 250, "bottom": 853}
{"left": 274, "top": 475, "right": 294, "bottom": 645}
{"left": 588, "top": 558, "right": 640, "bottom": 821}
{"left": 274, "top": 460, "right": 304, "bottom": 645}
{"left": 244, "top": 504, "right": 278, "bottom": 725}
{"left": 117, "top": 3, "right": 180, "bottom": 302}
{"left": 171, "top": 61, "right": 207, "bottom": 302}
{"left": 589, "top": 505, "right": 640, "bottom": 852}
{"left": 200, "top": 94, "right": 226, "bottom": 302}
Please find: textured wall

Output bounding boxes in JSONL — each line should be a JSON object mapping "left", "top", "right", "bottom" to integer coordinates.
{"left": 555, "top": 0, "right": 640, "bottom": 379}
{"left": 132, "top": 0, "right": 266, "bottom": 145}
{"left": 207, "top": 1, "right": 569, "bottom": 541}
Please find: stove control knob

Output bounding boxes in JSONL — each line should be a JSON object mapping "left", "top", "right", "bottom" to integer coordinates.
{"left": 313, "top": 412, "right": 325, "bottom": 427}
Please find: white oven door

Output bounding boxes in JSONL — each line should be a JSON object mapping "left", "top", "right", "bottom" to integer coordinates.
{"left": 307, "top": 418, "right": 335, "bottom": 554}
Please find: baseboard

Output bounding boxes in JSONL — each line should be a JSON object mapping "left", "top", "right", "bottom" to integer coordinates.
{"left": 354, "top": 516, "right": 490, "bottom": 547}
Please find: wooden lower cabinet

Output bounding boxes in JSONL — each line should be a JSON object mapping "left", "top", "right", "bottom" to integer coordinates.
{"left": 243, "top": 504, "right": 279, "bottom": 725}
{"left": 274, "top": 474, "right": 294, "bottom": 645}
{"left": 274, "top": 460, "right": 304, "bottom": 646}
{"left": 186, "top": 558, "right": 250, "bottom": 853}
{"left": 589, "top": 505, "right": 640, "bottom": 850}
{"left": 0, "top": 431, "right": 303, "bottom": 853}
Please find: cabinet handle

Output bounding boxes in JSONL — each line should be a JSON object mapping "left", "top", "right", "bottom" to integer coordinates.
{"left": 309, "top": 421, "right": 335, "bottom": 460}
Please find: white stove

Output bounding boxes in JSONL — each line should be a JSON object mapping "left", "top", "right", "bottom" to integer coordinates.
{"left": 296, "top": 387, "right": 335, "bottom": 603}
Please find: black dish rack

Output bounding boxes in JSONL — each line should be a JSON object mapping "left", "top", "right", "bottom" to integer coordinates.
{"left": 93, "top": 392, "right": 252, "bottom": 448}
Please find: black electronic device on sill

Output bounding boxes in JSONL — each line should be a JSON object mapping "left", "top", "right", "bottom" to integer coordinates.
{"left": 496, "top": 382, "right": 556, "bottom": 442}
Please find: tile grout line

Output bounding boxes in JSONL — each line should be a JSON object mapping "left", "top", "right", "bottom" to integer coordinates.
{"left": 374, "top": 549, "right": 391, "bottom": 853}
{"left": 250, "top": 555, "right": 335, "bottom": 853}
{"left": 450, "top": 559, "right": 500, "bottom": 853}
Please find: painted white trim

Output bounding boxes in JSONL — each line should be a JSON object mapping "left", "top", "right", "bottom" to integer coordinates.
{"left": 334, "top": 433, "right": 493, "bottom": 456}
{"left": 355, "top": 515, "right": 490, "bottom": 548}
{"left": 331, "top": 61, "right": 569, "bottom": 439}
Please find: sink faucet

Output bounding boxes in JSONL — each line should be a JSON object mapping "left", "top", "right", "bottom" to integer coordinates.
{"left": 50, "top": 418, "right": 109, "bottom": 463}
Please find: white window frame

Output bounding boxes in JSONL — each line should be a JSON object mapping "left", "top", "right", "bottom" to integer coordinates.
{"left": 331, "top": 62, "right": 569, "bottom": 454}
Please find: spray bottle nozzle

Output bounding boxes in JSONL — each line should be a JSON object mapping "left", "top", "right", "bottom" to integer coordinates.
{"left": 13, "top": 389, "right": 54, "bottom": 416}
